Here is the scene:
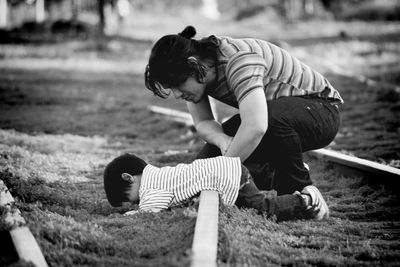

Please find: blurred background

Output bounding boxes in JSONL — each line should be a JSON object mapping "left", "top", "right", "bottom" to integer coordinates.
{"left": 1, "top": 0, "right": 400, "bottom": 38}
{"left": 1, "top": 0, "right": 400, "bottom": 87}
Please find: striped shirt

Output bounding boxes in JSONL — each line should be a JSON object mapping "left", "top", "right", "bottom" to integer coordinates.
{"left": 138, "top": 156, "right": 242, "bottom": 212}
{"left": 207, "top": 36, "right": 343, "bottom": 108}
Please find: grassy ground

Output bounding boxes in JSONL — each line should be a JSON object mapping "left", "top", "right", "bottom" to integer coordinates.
{"left": 0, "top": 9, "right": 400, "bottom": 267}
{"left": 218, "top": 157, "right": 400, "bottom": 266}
{"left": 0, "top": 56, "right": 199, "bottom": 266}
{"left": 0, "top": 124, "right": 198, "bottom": 266}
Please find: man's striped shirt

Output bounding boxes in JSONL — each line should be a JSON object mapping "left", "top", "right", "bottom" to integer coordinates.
{"left": 138, "top": 156, "right": 242, "bottom": 212}
{"left": 207, "top": 36, "right": 343, "bottom": 108}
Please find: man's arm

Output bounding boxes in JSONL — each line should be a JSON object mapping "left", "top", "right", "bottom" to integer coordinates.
{"left": 187, "top": 97, "right": 233, "bottom": 154}
{"left": 224, "top": 89, "right": 268, "bottom": 161}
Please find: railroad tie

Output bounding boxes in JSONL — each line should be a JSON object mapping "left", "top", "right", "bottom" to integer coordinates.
{"left": 191, "top": 190, "right": 219, "bottom": 267}
{"left": 0, "top": 180, "right": 49, "bottom": 267}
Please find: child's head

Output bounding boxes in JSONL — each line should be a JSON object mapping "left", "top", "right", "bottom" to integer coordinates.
{"left": 145, "top": 25, "right": 219, "bottom": 99}
{"left": 103, "top": 153, "right": 147, "bottom": 207}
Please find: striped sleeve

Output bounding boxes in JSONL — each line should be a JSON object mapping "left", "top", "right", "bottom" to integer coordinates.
{"left": 217, "top": 157, "right": 241, "bottom": 206}
{"left": 205, "top": 157, "right": 241, "bottom": 206}
{"left": 225, "top": 52, "right": 267, "bottom": 104}
{"left": 139, "top": 189, "right": 174, "bottom": 212}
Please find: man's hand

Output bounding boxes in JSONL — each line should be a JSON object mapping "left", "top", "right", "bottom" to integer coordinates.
{"left": 220, "top": 136, "right": 233, "bottom": 155}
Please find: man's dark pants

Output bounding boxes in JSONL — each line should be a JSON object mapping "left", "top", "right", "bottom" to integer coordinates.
{"left": 197, "top": 96, "right": 340, "bottom": 195}
{"left": 237, "top": 164, "right": 307, "bottom": 221}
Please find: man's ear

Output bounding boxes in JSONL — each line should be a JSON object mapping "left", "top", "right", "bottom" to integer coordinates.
{"left": 121, "top": 173, "right": 135, "bottom": 183}
{"left": 187, "top": 56, "right": 206, "bottom": 82}
{"left": 187, "top": 56, "right": 199, "bottom": 69}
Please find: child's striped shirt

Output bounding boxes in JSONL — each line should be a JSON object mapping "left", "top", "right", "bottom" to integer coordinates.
{"left": 207, "top": 36, "right": 343, "bottom": 107}
{"left": 138, "top": 156, "right": 242, "bottom": 212}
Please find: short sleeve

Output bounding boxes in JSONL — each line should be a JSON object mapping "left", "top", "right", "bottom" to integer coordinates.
{"left": 139, "top": 189, "right": 174, "bottom": 212}
{"left": 218, "top": 157, "right": 242, "bottom": 206}
{"left": 226, "top": 52, "right": 266, "bottom": 104}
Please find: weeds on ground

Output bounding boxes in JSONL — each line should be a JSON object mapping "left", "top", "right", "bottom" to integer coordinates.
{"left": 0, "top": 129, "right": 195, "bottom": 267}
{"left": 218, "top": 158, "right": 400, "bottom": 266}
{"left": 1, "top": 126, "right": 400, "bottom": 266}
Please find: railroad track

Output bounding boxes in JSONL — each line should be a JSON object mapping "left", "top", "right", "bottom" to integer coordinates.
{"left": 1, "top": 105, "right": 398, "bottom": 267}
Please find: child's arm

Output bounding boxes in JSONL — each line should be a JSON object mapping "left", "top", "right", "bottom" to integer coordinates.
{"left": 123, "top": 206, "right": 164, "bottom": 216}
{"left": 123, "top": 210, "right": 140, "bottom": 216}
{"left": 137, "top": 189, "right": 174, "bottom": 213}
{"left": 123, "top": 206, "right": 164, "bottom": 215}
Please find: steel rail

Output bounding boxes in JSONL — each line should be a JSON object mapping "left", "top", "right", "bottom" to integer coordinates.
{"left": 308, "top": 149, "right": 400, "bottom": 180}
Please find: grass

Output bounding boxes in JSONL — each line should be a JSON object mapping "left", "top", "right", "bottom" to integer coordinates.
{"left": 325, "top": 74, "right": 400, "bottom": 163}
{"left": 2, "top": 127, "right": 398, "bottom": 266}
{"left": 0, "top": 129, "right": 197, "bottom": 266}
{"left": 218, "top": 159, "right": 400, "bottom": 266}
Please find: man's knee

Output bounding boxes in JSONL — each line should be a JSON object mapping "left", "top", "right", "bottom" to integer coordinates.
{"left": 222, "top": 114, "right": 241, "bottom": 136}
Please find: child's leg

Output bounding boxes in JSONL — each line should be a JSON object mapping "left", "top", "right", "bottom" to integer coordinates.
{"left": 236, "top": 164, "right": 307, "bottom": 221}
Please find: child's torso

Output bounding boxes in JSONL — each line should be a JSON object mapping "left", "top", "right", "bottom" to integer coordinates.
{"left": 140, "top": 156, "right": 242, "bottom": 207}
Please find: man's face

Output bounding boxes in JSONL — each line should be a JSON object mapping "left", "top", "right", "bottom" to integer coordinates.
{"left": 169, "top": 76, "right": 206, "bottom": 104}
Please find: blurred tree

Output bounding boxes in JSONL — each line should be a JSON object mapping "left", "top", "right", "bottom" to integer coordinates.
{"left": 71, "top": 0, "right": 78, "bottom": 20}
{"left": 97, "top": 0, "right": 105, "bottom": 34}
{"left": 220, "top": 0, "right": 377, "bottom": 22}
{"left": 96, "top": 0, "right": 108, "bottom": 50}
{"left": 320, "top": 0, "right": 333, "bottom": 10}
{"left": 35, "top": 0, "right": 45, "bottom": 22}
{"left": 0, "top": 0, "right": 7, "bottom": 28}
{"left": 319, "top": 0, "right": 373, "bottom": 17}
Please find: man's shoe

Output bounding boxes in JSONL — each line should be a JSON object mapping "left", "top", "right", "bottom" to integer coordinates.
{"left": 301, "top": 185, "right": 329, "bottom": 220}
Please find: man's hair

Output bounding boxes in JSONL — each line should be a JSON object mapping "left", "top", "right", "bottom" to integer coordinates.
{"left": 145, "top": 25, "right": 219, "bottom": 98}
{"left": 103, "top": 153, "right": 147, "bottom": 207}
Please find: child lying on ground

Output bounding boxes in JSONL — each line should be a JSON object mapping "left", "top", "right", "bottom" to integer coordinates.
{"left": 103, "top": 154, "right": 329, "bottom": 221}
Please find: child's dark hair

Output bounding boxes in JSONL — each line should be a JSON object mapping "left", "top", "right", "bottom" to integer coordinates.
{"left": 145, "top": 25, "right": 219, "bottom": 98}
{"left": 103, "top": 153, "right": 147, "bottom": 207}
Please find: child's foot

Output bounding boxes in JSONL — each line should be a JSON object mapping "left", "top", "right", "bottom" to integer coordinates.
{"left": 299, "top": 185, "right": 329, "bottom": 220}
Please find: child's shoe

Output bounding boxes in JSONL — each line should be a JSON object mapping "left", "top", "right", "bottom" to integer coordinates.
{"left": 300, "top": 185, "right": 329, "bottom": 220}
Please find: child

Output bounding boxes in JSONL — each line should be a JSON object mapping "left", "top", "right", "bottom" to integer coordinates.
{"left": 103, "top": 153, "right": 329, "bottom": 221}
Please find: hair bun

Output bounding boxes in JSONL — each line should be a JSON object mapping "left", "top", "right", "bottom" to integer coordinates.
{"left": 178, "top": 26, "right": 196, "bottom": 39}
